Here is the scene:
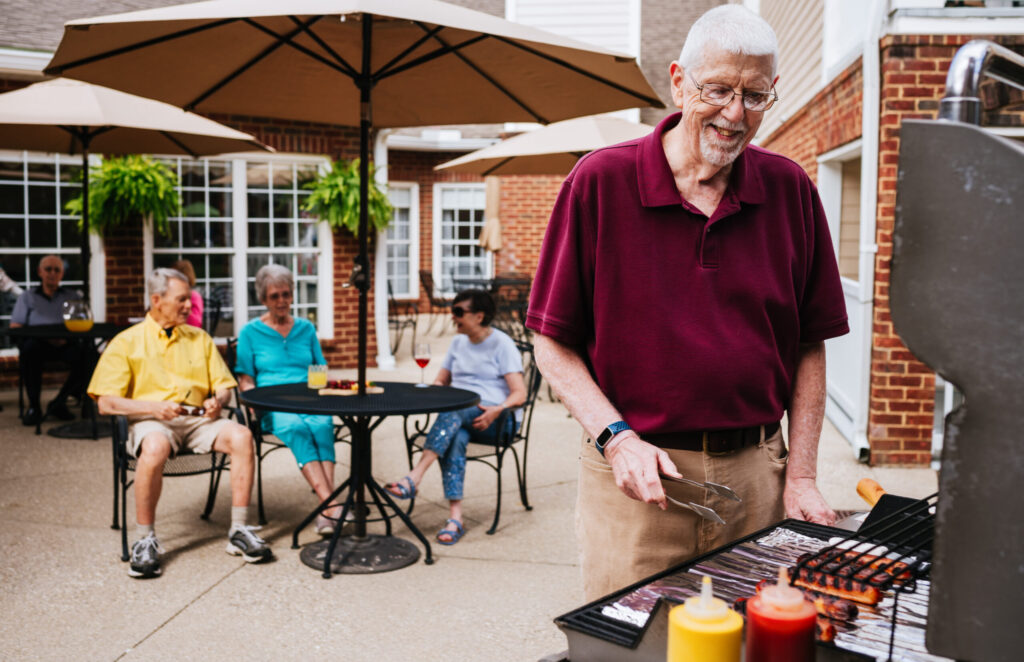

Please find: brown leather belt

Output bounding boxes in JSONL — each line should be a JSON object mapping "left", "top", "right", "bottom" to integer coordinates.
{"left": 645, "top": 422, "right": 781, "bottom": 455}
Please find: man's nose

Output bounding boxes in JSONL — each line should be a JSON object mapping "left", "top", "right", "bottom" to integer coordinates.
{"left": 720, "top": 94, "right": 746, "bottom": 123}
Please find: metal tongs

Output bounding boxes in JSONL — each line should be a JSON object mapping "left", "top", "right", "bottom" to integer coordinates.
{"left": 660, "top": 473, "right": 742, "bottom": 525}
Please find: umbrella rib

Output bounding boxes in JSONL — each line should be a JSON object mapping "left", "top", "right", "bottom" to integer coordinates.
{"left": 287, "top": 15, "right": 359, "bottom": 79}
{"left": 372, "top": 24, "right": 447, "bottom": 80}
{"left": 188, "top": 16, "right": 332, "bottom": 110}
{"left": 481, "top": 157, "right": 514, "bottom": 177}
{"left": 382, "top": 29, "right": 547, "bottom": 123}
{"left": 375, "top": 31, "right": 488, "bottom": 81}
{"left": 491, "top": 35, "right": 665, "bottom": 109}
{"left": 158, "top": 131, "right": 199, "bottom": 159}
{"left": 45, "top": 18, "right": 240, "bottom": 76}
{"left": 56, "top": 125, "right": 115, "bottom": 153}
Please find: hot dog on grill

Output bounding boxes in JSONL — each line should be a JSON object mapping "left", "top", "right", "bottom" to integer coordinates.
{"left": 790, "top": 566, "right": 883, "bottom": 606}
{"left": 753, "top": 578, "right": 860, "bottom": 621}
{"left": 796, "top": 551, "right": 912, "bottom": 582}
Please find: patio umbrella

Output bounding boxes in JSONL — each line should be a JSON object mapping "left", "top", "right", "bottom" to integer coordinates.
{"left": 44, "top": 0, "right": 664, "bottom": 393}
{"left": 435, "top": 115, "right": 655, "bottom": 176}
{"left": 0, "top": 78, "right": 267, "bottom": 302}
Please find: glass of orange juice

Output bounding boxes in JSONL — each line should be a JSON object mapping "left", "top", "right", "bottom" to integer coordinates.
{"left": 307, "top": 364, "right": 328, "bottom": 389}
{"left": 62, "top": 298, "right": 94, "bottom": 332}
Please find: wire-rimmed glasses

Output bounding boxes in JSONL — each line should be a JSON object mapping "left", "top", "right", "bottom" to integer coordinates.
{"left": 688, "top": 73, "right": 778, "bottom": 112}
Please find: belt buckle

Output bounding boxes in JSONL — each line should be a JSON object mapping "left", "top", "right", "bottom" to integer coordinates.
{"left": 702, "top": 430, "right": 734, "bottom": 456}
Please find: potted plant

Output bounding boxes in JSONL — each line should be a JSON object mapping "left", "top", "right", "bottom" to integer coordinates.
{"left": 303, "top": 158, "right": 392, "bottom": 237}
{"left": 65, "top": 155, "right": 181, "bottom": 236}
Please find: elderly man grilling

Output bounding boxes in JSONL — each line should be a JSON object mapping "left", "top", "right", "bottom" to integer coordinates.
{"left": 527, "top": 5, "right": 849, "bottom": 599}
{"left": 88, "top": 268, "right": 272, "bottom": 579}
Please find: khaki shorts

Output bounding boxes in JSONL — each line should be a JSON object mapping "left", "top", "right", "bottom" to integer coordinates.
{"left": 576, "top": 426, "right": 788, "bottom": 601}
{"left": 128, "top": 415, "right": 235, "bottom": 458}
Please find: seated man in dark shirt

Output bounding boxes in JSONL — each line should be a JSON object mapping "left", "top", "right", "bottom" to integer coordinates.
{"left": 10, "top": 255, "right": 95, "bottom": 425}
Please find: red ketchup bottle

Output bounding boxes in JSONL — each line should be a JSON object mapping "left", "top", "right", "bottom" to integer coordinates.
{"left": 744, "top": 567, "right": 817, "bottom": 662}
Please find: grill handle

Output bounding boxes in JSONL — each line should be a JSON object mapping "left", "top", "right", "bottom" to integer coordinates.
{"left": 939, "top": 39, "right": 1024, "bottom": 125}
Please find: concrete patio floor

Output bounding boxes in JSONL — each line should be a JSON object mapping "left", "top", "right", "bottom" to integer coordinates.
{"left": 0, "top": 321, "right": 937, "bottom": 661}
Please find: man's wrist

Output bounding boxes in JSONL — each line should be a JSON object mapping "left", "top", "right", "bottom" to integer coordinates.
{"left": 603, "top": 430, "right": 639, "bottom": 458}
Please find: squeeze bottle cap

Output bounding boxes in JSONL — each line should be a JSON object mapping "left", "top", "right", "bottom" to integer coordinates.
{"left": 759, "top": 567, "right": 808, "bottom": 611}
{"left": 682, "top": 575, "right": 729, "bottom": 621}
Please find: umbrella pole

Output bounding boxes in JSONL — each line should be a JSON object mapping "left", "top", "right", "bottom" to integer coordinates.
{"left": 80, "top": 136, "right": 91, "bottom": 304}
{"left": 356, "top": 14, "right": 373, "bottom": 397}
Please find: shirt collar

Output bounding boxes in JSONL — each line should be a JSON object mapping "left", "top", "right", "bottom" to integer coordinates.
{"left": 144, "top": 312, "right": 177, "bottom": 340}
{"left": 636, "top": 111, "right": 766, "bottom": 208}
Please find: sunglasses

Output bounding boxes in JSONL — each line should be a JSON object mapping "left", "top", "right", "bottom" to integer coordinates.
{"left": 450, "top": 305, "right": 475, "bottom": 318}
{"left": 42, "top": 266, "right": 62, "bottom": 273}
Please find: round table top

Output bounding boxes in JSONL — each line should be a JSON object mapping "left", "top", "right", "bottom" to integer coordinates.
{"left": 2, "top": 322, "right": 127, "bottom": 340}
{"left": 239, "top": 381, "right": 480, "bottom": 417}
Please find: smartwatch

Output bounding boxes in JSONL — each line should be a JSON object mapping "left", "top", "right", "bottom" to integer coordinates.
{"left": 595, "top": 421, "right": 631, "bottom": 457}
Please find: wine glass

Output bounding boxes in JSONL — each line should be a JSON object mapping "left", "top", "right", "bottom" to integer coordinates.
{"left": 413, "top": 343, "right": 431, "bottom": 387}
{"left": 62, "top": 298, "right": 94, "bottom": 332}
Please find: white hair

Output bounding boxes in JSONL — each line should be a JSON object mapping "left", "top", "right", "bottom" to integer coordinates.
{"left": 148, "top": 268, "right": 189, "bottom": 297}
{"left": 254, "top": 263, "right": 294, "bottom": 303}
{"left": 679, "top": 5, "right": 778, "bottom": 77}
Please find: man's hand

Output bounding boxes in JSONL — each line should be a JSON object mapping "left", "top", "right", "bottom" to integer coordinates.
{"left": 202, "top": 396, "right": 222, "bottom": 420}
{"left": 604, "top": 433, "right": 681, "bottom": 508}
{"left": 783, "top": 477, "right": 836, "bottom": 525}
{"left": 153, "top": 401, "right": 185, "bottom": 421}
{"left": 472, "top": 404, "right": 503, "bottom": 431}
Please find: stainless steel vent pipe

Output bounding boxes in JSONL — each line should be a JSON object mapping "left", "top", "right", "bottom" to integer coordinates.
{"left": 938, "top": 39, "right": 1024, "bottom": 125}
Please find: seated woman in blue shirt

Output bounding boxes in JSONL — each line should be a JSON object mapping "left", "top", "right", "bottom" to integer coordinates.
{"left": 236, "top": 264, "right": 339, "bottom": 535}
{"left": 386, "top": 289, "right": 526, "bottom": 545}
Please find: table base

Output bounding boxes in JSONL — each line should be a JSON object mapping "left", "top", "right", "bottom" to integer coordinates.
{"left": 299, "top": 534, "right": 420, "bottom": 574}
{"left": 47, "top": 420, "right": 111, "bottom": 439}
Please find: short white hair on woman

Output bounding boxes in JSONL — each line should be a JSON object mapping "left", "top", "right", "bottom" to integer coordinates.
{"left": 148, "top": 268, "right": 189, "bottom": 298}
{"left": 254, "top": 263, "right": 294, "bottom": 303}
{"left": 679, "top": 5, "right": 778, "bottom": 77}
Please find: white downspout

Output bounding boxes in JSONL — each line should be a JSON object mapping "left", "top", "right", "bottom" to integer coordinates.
{"left": 374, "top": 130, "right": 395, "bottom": 370}
{"left": 851, "top": 0, "right": 887, "bottom": 461}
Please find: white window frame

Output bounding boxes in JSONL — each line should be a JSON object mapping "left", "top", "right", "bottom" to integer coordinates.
{"left": 432, "top": 182, "right": 491, "bottom": 294}
{"left": 144, "top": 152, "right": 333, "bottom": 338}
{"left": 817, "top": 138, "right": 874, "bottom": 302}
{"left": 385, "top": 181, "right": 419, "bottom": 300}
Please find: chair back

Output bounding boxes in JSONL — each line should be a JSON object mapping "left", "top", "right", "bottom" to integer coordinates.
{"left": 419, "top": 270, "right": 451, "bottom": 307}
{"left": 203, "top": 295, "right": 222, "bottom": 336}
{"left": 493, "top": 341, "right": 540, "bottom": 448}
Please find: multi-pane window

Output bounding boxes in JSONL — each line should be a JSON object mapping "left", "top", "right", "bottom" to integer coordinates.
{"left": 386, "top": 183, "right": 417, "bottom": 298}
{"left": 838, "top": 158, "right": 861, "bottom": 280}
{"left": 244, "top": 160, "right": 319, "bottom": 323}
{"left": 435, "top": 183, "right": 488, "bottom": 293}
{"left": 0, "top": 153, "right": 83, "bottom": 347}
{"left": 153, "top": 158, "right": 235, "bottom": 335}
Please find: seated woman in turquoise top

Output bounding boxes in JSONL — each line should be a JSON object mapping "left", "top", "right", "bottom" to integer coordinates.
{"left": 236, "top": 264, "right": 339, "bottom": 535}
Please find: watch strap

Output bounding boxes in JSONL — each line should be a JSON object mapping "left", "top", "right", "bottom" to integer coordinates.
{"left": 595, "top": 421, "right": 631, "bottom": 456}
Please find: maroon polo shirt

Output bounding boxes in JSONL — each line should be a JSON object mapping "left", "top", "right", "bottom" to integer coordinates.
{"left": 526, "top": 112, "right": 849, "bottom": 435}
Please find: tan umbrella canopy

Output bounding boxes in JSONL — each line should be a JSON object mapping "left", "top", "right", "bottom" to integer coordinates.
{"left": 44, "top": 0, "right": 664, "bottom": 393}
{"left": 0, "top": 78, "right": 267, "bottom": 299}
{"left": 436, "top": 115, "right": 654, "bottom": 176}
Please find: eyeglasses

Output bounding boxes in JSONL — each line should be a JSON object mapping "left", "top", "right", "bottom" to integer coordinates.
{"left": 450, "top": 305, "right": 475, "bottom": 318}
{"left": 688, "top": 74, "right": 778, "bottom": 112}
{"left": 266, "top": 290, "right": 293, "bottom": 301}
{"left": 41, "top": 266, "right": 62, "bottom": 273}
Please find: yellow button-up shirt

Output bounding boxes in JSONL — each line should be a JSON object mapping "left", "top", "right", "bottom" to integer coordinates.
{"left": 88, "top": 314, "right": 236, "bottom": 406}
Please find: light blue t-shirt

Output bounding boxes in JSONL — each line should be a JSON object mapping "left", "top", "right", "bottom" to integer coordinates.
{"left": 236, "top": 317, "right": 326, "bottom": 386}
{"left": 442, "top": 328, "right": 523, "bottom": 421}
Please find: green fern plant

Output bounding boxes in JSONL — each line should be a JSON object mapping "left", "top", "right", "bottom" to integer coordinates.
{"left": 65, "top": 155, "right": 180, "bottom": 236}
{"left": 303, "top": 158, "right": 392, "bottom": 237}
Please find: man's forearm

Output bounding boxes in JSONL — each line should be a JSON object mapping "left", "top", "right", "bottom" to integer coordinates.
{"left": 96, "top": 395, "right": 154, "bottom": 417}
{"left": 533, "top": 334, "right": 624, "bottom": 439}
{"left": 786, "top": 342, "right": 827, "bottom": 482}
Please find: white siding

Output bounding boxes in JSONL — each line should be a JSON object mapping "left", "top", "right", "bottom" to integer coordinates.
{"left": 758, "top": 0, "right": 823, "bottom": 140}
{"left": 508, "top": 0, "right": 639, "bottom": 57}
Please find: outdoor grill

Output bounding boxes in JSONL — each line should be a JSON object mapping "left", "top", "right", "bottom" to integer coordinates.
{"left": 547, "top": 39, "right": 1024, "bottom": 662}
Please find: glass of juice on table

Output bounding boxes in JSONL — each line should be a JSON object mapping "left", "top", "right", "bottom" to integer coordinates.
{"left": 307, "top": 364, "right": 328, "bottom": 389}
{"left": 62, "top": 298, "right": 94, "bottom": 332}
{"left": 413, "top": 343, "right": 431, "bottom": 387}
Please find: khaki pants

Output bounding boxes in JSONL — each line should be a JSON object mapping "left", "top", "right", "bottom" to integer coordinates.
{"left": 576, "top": 428, "right": 788, "bottom": 601}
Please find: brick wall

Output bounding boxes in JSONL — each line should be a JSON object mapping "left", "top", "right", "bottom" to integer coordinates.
{"left": 494, "top": 175, "right": 562, "bottom": 275}
{"left": 761, "top": 34, "right": 1024, "bottom": 466}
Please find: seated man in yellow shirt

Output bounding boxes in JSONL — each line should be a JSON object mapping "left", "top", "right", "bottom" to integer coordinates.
{"left": 88, "top": 267, "right": 272, "bottom": 579}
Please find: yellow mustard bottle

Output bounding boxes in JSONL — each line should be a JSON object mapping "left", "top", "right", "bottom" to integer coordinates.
{"left": 667, "top": 575, "right": 743, "bottom": 662}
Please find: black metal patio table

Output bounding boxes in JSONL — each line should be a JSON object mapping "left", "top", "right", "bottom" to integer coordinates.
{"left": 239, "top": 381, "right": 479, "bottom": 578}
{"left": 3, "top": 322, "right": 127, "bottom": 438}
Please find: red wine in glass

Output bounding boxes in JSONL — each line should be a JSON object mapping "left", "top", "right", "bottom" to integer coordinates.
{"left": 414, "top": 343, "right": 431, "bottom": 387}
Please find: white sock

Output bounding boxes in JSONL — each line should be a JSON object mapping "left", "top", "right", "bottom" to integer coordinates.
{"left": 231, "top": 506, "right": 248, "bottom": 531}
{"left": 136, "top": 523, "right": 155, "bottom": 540}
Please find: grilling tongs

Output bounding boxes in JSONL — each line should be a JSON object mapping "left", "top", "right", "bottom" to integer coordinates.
{"left": 660, "top": 473, "right": 742, "bottom": 525}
